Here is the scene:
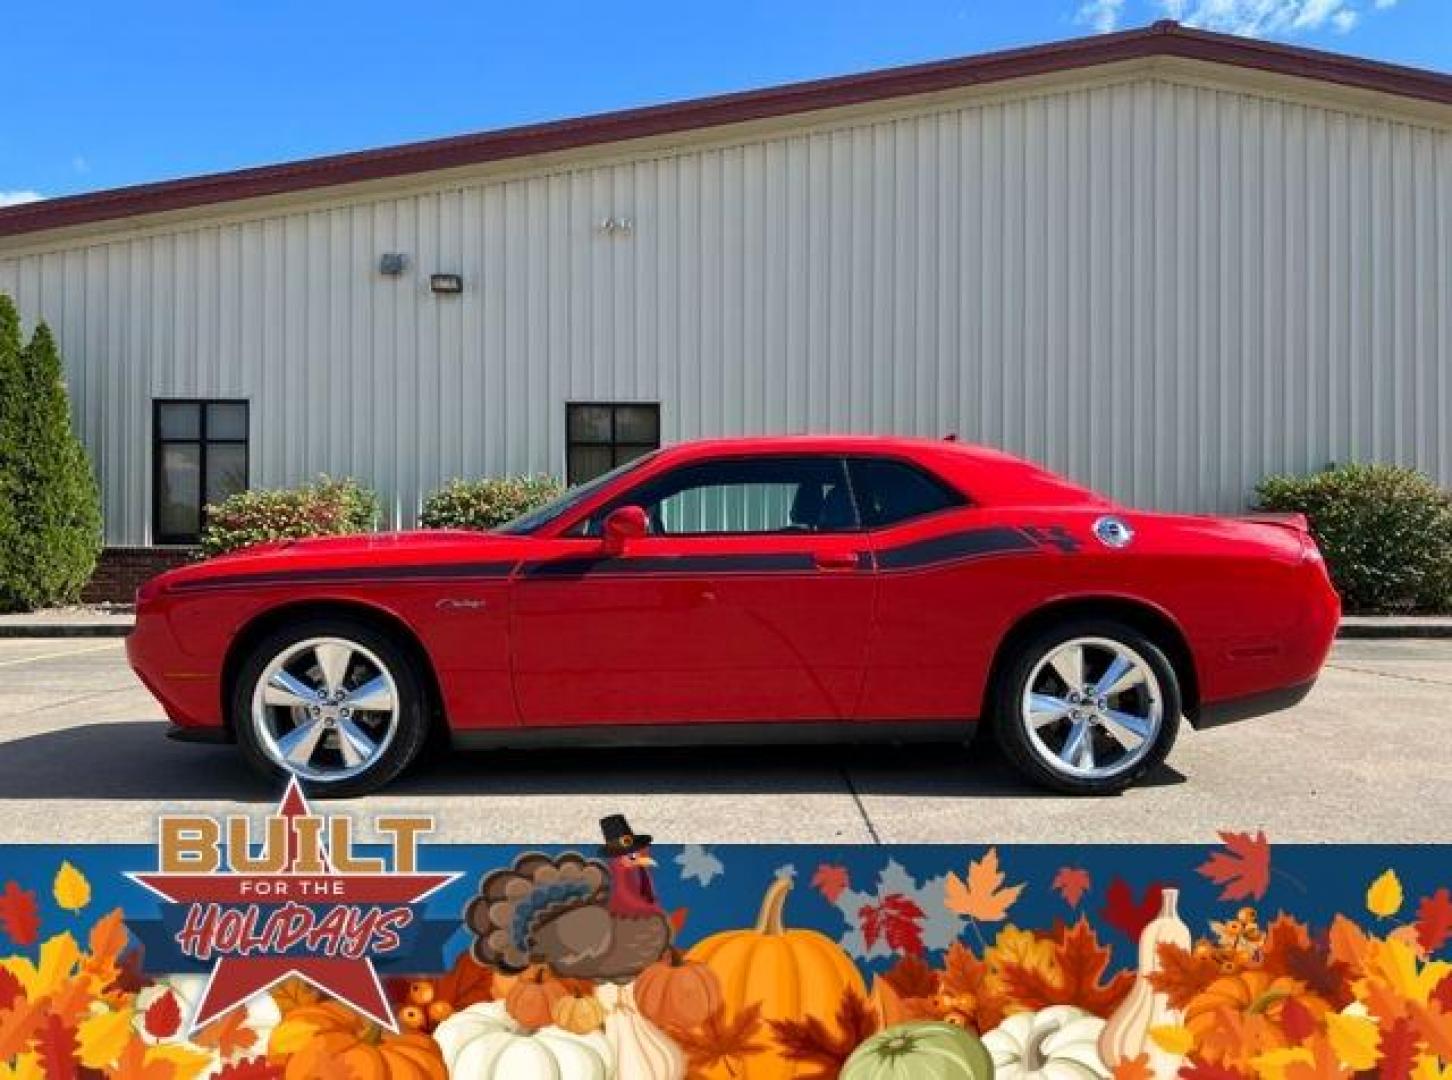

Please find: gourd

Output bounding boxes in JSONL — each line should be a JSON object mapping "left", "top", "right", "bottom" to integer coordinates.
{"left": 983, "top": 1005, "right": 1111, "bottom": 1080}
{"left": 268, "top": 1001, "right": 447, "bottom": 1080}
{"left": 506, "top": 967, "right": 571, "bottom": 1029}
{"left": 597, "top": 984, "right": 685, "bottom": 1080}
{"left": 633, "top": 952, "right": 723, "bottom": 1031}
{"left": 553, "top": 986, "right": 608, "bottom": 1035}
{"left": 1099, "top": 888, "right": 1192, "bottom": 1079}
{"left": 843, "top": 1021, "right": 994, "bottom": 1080}
{"left": 686, "top": 875, "right": 867, "bottom": 1079}
{"left": 433, "top": 1002, "right": 614, "bottom": 1079}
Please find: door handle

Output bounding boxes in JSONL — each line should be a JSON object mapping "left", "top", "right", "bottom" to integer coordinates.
{"left": 813, "top": 551, "right": 862, "bottom": 571}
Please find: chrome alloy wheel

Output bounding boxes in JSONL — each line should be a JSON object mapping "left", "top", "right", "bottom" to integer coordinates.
{"left": 1020, "top": 636, "right": 1164, "bottom": 780}
{"left": 250, "top": 637, "right": 401, "bottom": 783}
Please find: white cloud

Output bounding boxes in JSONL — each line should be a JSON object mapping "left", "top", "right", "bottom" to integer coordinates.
{"left": 0, "top": 191, "right": 43, "bottom": 208}
{"left": 1077, "top": 0, "right": 1127, "bottom": 32}
{"left": 1158, "top": 0, "right": 1366, "bottom": 36}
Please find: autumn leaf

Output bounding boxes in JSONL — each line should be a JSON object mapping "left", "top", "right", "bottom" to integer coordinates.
{"left": 53, "top": 862, "right": 91, "bottom": 914}
{"left": 110, "top": 1035, "right": 178, "bottom": 1080}
{"left": 212, "top": 1059, "right": 286, "bottom": 1080}
{"left": 0, "top": 883, "right": 40, "bottom": 948}
{"left": 668, "top": 1003, "right": 767, "bottom": 1076}
{"left": 943, "top": 848, "right": 1025, "bottom": 923}
{"left": 871, "top": 975, "right": 938, "bottom": 1027}
{"left": 1101, "top": 879, "right": 1164, "bottom": 943}
{"left": 1279, "top": 996, "right": 1320, "bottom": 1043}
{"left": 1261, "top": 914, "right": 1354, "bottom": 1008}
{"left": 1328, "top": 915, "right": 1372, "bottom": 972}
{"left": 1179, "top": 1063, "right": 1254, "bottom": 1080}
{"left": 1149, "top": 1025, "right": 1195, "bottom": 1056}
{"left": 997, "top": 916, "right": 1134, "bottom": 1017}
{"left": 1409, "top": 1001, "right": 1452, "bottom": 1063}
{"left": 1416, "top": 889, "right": 1452, "bottom": 955}
{"left": 1368, "top": 870, "right": 1405, "bottom": 919}
{"left": 142, "top": 989, "right": 183, "bottom": 1041}
{"left": 1197, "top": 831, "right": 1272, "bottom": 902}
{"left": 77, "top": 1006, "right": 134, "bottom": 1069}
{"left": 147, "top": 1044, "right": 218, "bottom": 1080}
{"left": 0, "top": 1003, "right": 44, "bottom": 1061}
{"left": 86, "top": 909, "right": 129, "bottom": 985}
{"left": 270, "top": 978, "right": 321, "bottom": 1015}
{"left": 812, "top": 865, "right": 851, "bottom": 905}
{"left": 0, "top": 968, "right": 20, "bottom": 1012}
{"left": 860, "top": 894, "right": 927, "bottom": 957}
{"left": 1148, "top": 942, "right": 1223, "bottom": 1010}
{"left": 940, "top": 941, "right": 987, "bottom": 997}
{"left": 1112, "top": 1054, "right": 1154, "bottom": 1080}
{"left": 882, "top": 954, "right": 939, "bottom": 1000}
{"left": 1376, "top": 1016, "right": 1419, "bottom": 1080}
{"left": 1053, "top": 867, "right": 1092, "bottom": 909}
{"left": 433, "top": 951, "right": 494, "bottom": 1009}
{"left": 1325, "top": 1010, "right": 1380, "bottom": 1071}
{"left": 32, "top": 1013, "right": 79, "bottom": 1080}
{"left": 193, "top": 1008, "right": 257, "bottom": 1060}
{"left": 770, "top": 991, "right": 879, "bottom": 1080}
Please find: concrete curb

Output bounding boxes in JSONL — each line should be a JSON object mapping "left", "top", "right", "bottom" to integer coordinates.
{"left": 2, "top": 616, "right": 1452, "bottom": 640}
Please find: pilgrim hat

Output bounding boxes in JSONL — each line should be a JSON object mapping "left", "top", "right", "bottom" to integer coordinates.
{"left": 599, "top": 814, "right": 653, "bottom": 858}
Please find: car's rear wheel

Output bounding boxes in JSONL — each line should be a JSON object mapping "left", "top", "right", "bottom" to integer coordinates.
{"left": 232, "top": 619, "right": 429, "bottom": 797}
{"left": 990, "top": 619, "right": 1181, "bottom": 795}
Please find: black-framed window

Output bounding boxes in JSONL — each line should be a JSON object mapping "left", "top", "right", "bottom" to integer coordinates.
{"left": 847, "top": 457, "right": 965, "bottom": 528}
{"left": 580, "top": 455, "right": 859, "bottom": 536}
{"left": 566, "top": 402, "right": 660, "bottom": 485}
{"left": 153, "top": 400, "right": 249, "bottom": 544}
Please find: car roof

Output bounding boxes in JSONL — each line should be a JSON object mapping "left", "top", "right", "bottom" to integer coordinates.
{"left": 657, "top": 434, "right": 1018, "bottom": 463}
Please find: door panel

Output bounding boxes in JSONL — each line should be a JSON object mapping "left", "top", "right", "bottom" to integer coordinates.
{"left": 511, "top": 534, "right": 876, "bottom": 725}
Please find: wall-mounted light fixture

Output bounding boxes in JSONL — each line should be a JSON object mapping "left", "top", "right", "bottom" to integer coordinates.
{"left": 378, "top": 253, "right": 407, "bottom": 276}
{"left": 430, "top": 273, "right": 464, "bottom": 295}
{"left": 598, "top": 216, "right": 634, "bottom": 236}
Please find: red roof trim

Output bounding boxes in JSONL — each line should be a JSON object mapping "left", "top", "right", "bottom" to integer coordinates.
{"left": 3, "top": 21, "right": 1449, "bottom": 241}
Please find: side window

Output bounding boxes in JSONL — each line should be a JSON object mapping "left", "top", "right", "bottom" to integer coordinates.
{"left": 590, "top": 456, "right": 858, "bottom": 536}
{"left": 847, "top": 457, "right": 964, "bottom": 528}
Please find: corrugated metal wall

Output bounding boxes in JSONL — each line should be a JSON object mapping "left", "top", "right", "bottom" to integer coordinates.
{"left": 2, "top": 75, "right": 1450, "bottom": 544}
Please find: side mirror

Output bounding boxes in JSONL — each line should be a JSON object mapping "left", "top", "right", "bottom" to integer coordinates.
{"left": 601, "top": 505, "right": 649, "bottom": 555}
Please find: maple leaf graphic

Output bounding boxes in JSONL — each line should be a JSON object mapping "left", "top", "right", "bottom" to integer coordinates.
{"left": 1101, "top": 878, "right": 1164, "bottom": 943}
{"left": 1053, "top": 867, "right": 1093, "bottom": 909}
{"left": 1416, "top": 887, "right": 1452, "bottom": 954}
{"left": 0, "top": 881, "right": 40, "bottom": 947}
{"left": 812, "top": 864, "right": 851, "bottom": 904}
{"left": 860, "top": 894, "right": 928, "bottom": 957}
{"left": 1196, "top": 830, "right": 1271, "bottom": 901}
{"left": 944, "top": 847, "right": 1026, "bottom": 922}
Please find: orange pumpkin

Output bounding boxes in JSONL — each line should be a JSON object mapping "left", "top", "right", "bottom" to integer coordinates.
{"left": 551, "top": 986, "right": 607, "bottom": 1034}
{"left": 269, "top": 1001, "right": 446, "bottom": 1080}
{"left": 1183, "top": 972, "right": 1329, "bottom": 1070}
{"left": 505, "top": 967, "right": 570, "bottom": 1030}
{"left": 634, "top": 951, "right": 724, "bottom": 1031}
{"left": 687, "top": 876, "right": 867, "bottom": 1079}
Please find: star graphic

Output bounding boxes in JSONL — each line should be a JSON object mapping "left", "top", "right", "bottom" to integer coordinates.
{"left": 129, "top": 779, "right": 459, "bottom": 1033}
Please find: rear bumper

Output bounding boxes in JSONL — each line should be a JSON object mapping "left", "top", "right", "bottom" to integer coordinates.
{"left": 1191, "top": 678, "right": 1317, "bottom": 730}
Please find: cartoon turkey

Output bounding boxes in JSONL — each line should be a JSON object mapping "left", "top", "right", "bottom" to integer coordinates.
{"left": 464, "top": 815, "right": 672, "bottom": 984}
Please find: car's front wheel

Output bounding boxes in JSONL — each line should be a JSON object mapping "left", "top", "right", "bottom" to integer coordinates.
{"left": 990, "top": 619, "right": 1181, "bottom": 795}
{"left": 232, "top": 619, "right": 429, "bottom": 797}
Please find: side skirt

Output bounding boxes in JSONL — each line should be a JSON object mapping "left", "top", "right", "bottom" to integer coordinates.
{"left": 451, "top": 719, "right": 979, "bottom": 752}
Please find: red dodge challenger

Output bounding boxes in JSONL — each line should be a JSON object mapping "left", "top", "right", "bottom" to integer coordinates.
{"left": 128, "top": 436, "right": 1340, "bottom": 797}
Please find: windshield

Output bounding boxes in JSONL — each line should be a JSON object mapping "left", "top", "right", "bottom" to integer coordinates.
{"left": 493, "top": 452, "right": 660, "bottom": 535}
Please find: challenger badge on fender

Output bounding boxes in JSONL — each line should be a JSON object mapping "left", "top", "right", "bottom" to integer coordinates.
{"left": 1093, "top": 515, "right": 1135, "bottom": 549}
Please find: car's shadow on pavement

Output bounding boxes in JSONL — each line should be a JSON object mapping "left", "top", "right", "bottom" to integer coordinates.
{"left": 0, "top": 721, "right": 1187, "bottom": 800}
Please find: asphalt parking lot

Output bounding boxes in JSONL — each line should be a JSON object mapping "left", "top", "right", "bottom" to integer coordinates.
{"left": 0, "top": 636, "right": 1447, "bottom": 844}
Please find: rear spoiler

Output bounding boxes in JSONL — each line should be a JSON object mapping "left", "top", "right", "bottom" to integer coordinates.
{"left": 1237, "top": 511, "right": 1310, "bottom": 532}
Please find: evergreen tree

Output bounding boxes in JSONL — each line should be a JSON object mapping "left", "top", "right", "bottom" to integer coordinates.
{"left": 0, "top": 295, "right": 24, "bottom": 607}
{"left": 0, "top": 318, "right": 102, "bottom": 610}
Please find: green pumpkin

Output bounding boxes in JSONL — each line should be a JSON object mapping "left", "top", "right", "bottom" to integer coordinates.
{"left": 843, "top": 1021, "right": 995, "bottom": 1080}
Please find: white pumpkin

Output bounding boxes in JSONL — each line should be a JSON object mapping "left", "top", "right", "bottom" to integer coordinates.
{"left": 433, "top": 1001, "right": 614, "bottom": 1079}
{"left": 983, "top": 1006, "right": 1111, "bottom": 1080}
{"left": 597, "top": 984, "right": 685, "bottom": 1080}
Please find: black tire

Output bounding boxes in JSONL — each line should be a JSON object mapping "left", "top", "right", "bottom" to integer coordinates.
{"left": 989, "top": 618, "right": 1181, "bottom": 795}
{"left": 231, "top": 618, "right": 430, "bottom": 798}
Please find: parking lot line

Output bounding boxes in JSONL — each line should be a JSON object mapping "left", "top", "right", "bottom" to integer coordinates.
{"left": 0, "top": 640, "right": 123, "bottom": 668}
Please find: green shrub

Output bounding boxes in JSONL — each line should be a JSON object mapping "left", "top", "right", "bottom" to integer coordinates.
{"left": 200, "top": 476, "right": 379, "bottom": 557}
{"left": 0, "top": 313, "right": 103, "bottom": 612}
{"left": 420, "top": 475, "right": 564, "bottom": 531}
{"left": 1256, "top": 463, "right": 1452, "bottom": 613}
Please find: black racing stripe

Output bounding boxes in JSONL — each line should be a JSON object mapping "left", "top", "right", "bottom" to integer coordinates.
{"left": 520, "top": 552, "right": 823, "bottom": 578}
{"left": 1019, "top": 524, "right": 1082, "bottom": 553}
{"left": 874, "top": 526, "right": 1038, "bottom": 571}
{"left": 169, "top": 561, "right": 518, "bottom": 592}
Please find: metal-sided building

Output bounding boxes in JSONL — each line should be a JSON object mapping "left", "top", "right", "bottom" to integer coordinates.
{"left": 1, "top": 21, "right": 1449, "bottom": 596}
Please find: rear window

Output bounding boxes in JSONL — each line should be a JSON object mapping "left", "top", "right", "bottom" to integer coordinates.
{"left": 848, "top": 457, "right": 965, "bottom": 527}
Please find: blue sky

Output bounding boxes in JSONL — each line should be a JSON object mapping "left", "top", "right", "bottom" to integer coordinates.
{"left": 3, "top": 0, "right": 1448, "bottom": 207}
